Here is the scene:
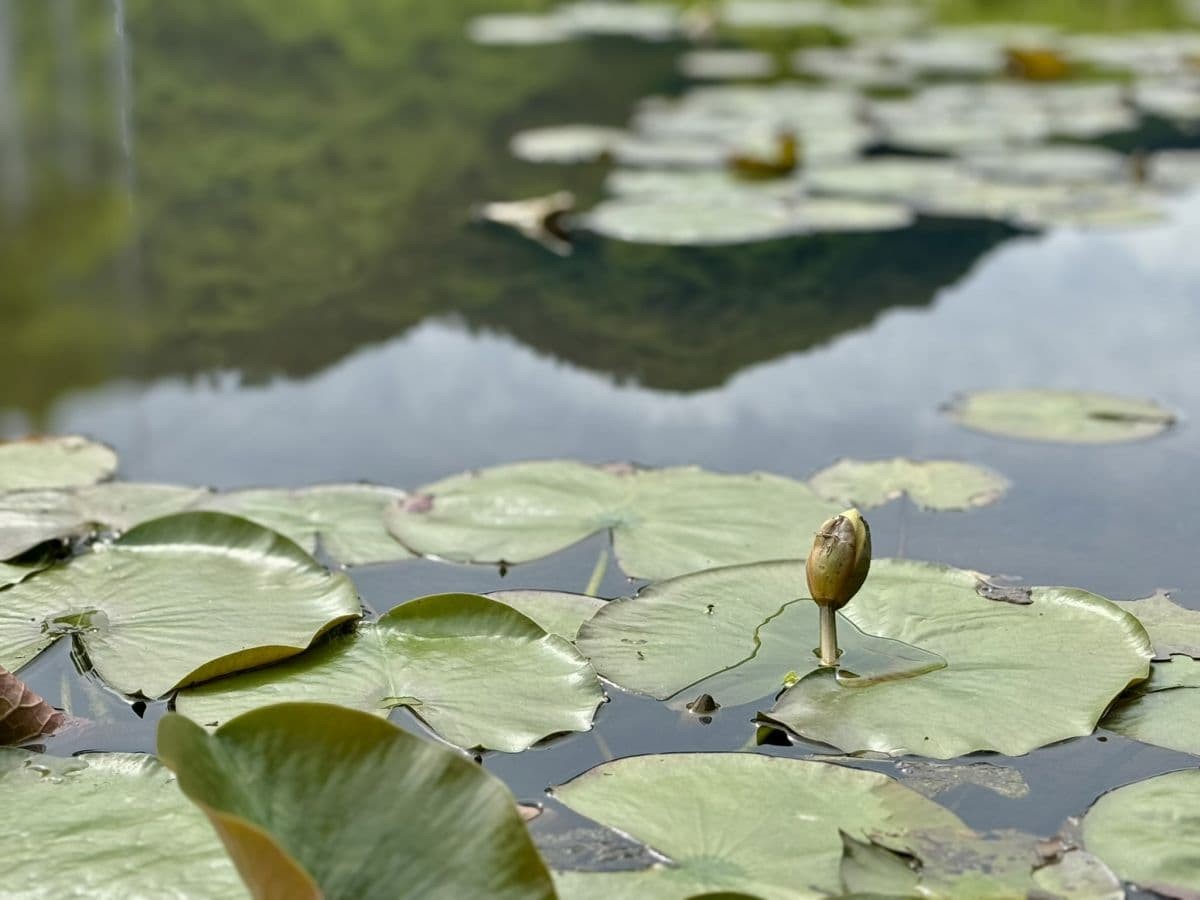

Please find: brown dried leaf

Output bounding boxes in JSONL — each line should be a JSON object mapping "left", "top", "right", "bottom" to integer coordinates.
{"left": 0, "top": 664, "right": 67, "bottom": 745}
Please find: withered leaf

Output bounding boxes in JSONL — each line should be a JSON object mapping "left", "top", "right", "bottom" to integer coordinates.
{"left": 0, "top": 665, "right": 67, "bottom": 745}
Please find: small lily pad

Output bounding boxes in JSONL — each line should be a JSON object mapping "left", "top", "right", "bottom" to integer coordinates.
{"left": 0, "top": 748, "right": 247, "bottom": 898}
{"left": 158, "top": 704, "right": 556, "bottom": 899}
{"left": 1112, "top": 591, "right": 1200, "bottom": 660}
{"left": 487, "top": 590, "right": 607, "bottom": 640}
{"left": 510, "top": 125, "right": 630, "bottom": 164}
{"left": 945, "top": 389, "right": 1176, "bottom": 444}
{"left": 199, "top": 484, "right": 412, "bottom": 566}
{"left": 384, "top": 461, "right": 842, "bottom": 582}
{"left": 719, "top": 0, "right": 836, "bottom": 31}
{"left": 175, "top": 593, "right": 603, "bottom": 752}
{"left": 758, "top": 559, "right": 1152, "bottom": 758}
{"left": 807, "top": 458, "right": 1009, "bottom": 511}
{"left": 679, "top": 49, "right": 776, "bottom": 81}
{"left": 1083, "top": 770, "right": 1200, "bottom": 895}
{"left": 963, "top": 145, "right": 1128, "bottom": 186}
{"left": 0, "top": 512, "right": 361, "bottom": 697}
{"left": 467, "top": 13, "right": 572, "bottom": 46}
{"left": 0, "top": 435, "right": 117, "bottom": 491}
{"left": 551, "top": 753, "right": 970, "bottom": 898}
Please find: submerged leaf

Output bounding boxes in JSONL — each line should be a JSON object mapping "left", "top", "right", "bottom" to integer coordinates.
{"left": 808, "top": 458, "right": 1008, "bottom": 511}
{"left": 0, "top": 512, "right": 361, "bottom": 697}
{"left": 158, "top": 704, "right": 556, "bottom": 900}
{"left": 0, "top": 435, "right": 117, "bottom": 491}
{"left": 946, "top": 389, "right": 1175, "bottom": 444}
{"left": 0, "top": 665, "right": 67, "bottom": 745}
{"left": 176, "top": 593, "right": 603, "bottom": 752}
{"left": 892, "top": 760, "right": 1030, "bottom": 800}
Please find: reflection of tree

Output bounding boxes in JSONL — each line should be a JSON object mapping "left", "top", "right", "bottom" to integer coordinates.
{"left": 0, "top": 0, "right": 1020, "bottom": 414}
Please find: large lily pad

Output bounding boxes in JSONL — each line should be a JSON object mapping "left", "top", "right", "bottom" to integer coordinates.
{"left": 1083, "top": 770, "right": 1200, "bottom": 895}
{"left": 807, "top": 458, "right": 1009, "bottom": 511}
{"left": 550, "top": 753, "right": 970, "bottom": 899}
{"left": 199, "top": 484, "right": 412, "bottom": 566}
{"left": 0, "top": 748, "right": 247, "bottom": 899}
{"left": 577, "top": 564, "right": 944, "bottom": 708}
{"left": 0, "top": 512, "right": 361, "bottom": 697}
{"left": 158, "top": 704, "right": 555, "bottom": 900}
{"left": 175, "top": 593, "right": 603, "bottom": 752}
{"left": 0, "top": 436, "right": 118, "bottom": 491}
{"left": 385, "top": 461, "right": 841, "bottom": 582}
{"left": 759, "top": 559, "right": 1152, "bottom": 758}
{"left": 0, "top": 482, "right": 211, "bottom": 560}
{"left": 945, "top": 389, "right": 1175, "bottom": 444}
{"left": 0, "top": 559, "right": 47, "bottom": 589}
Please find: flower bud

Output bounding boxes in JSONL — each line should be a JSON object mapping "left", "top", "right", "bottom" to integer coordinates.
{"left": 806, "top": 509, "right": 871, "bottom": 611}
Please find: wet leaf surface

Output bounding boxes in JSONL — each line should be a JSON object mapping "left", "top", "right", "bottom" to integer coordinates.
{"left": 808, "top": 458, "right": 1008, "bottom": 511}
{"left": 0, "top": 436, "right": 118, "bottom": 492}
{"left": 946, "top": 389, "right": 1176, "bottom": 444}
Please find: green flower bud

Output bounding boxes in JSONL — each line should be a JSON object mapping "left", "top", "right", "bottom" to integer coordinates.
{"left": 806, "top": 509, "right": 871, "bottom": 611}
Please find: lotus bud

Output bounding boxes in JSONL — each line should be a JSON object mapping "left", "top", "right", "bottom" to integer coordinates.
{"left": 806, "top": 509, "right": 871, "bottom": 666}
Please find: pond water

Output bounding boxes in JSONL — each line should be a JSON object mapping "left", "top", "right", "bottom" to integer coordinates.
{"left": 5, "top": 0, "right": 1200, "bottom": 880}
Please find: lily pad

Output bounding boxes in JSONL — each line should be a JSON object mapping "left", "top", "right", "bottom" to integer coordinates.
{"left": 1112, "top": 591, "right": 1200, "bottom": 660}
{"left": 0, "top": 435, "right": 117, "bottom": 491}
{"left": 556, "top": 2, "right": 681, "bottom": 41}
{"left": 0, "top": 559, "right": 47, "bottom": 589}
{"left": 945, "top": 389, "right": 1176, "bottom": 444}
{"left": 606, "top": 168, "right": 805, "bottom": 202}
{"left": 679, "top": 49, "right": 776, "bottom": 81}
{"left": 0, "top": 748, "right": 247, "bottom": 899}
{"left": 199, "top": 484, "right": 412, "bottom": 566}
{"left": 487, "top": 589, "right": 607, "bottom": 640}
{"left": 963, "top": 145, "right": 1128, "bottom": 186}
{"left": 175, "top": 593, "right": 603, "bottom": 752}
{"left": 467, "top": 13, "right": 572, "bottom": 46}
{"left": 807, "top": 458, "right": 1009, "bottom": 511}
{"left": 577, "top": 564, "right": 944, "bottom": 708}
{"left": 0, "top": 482, "right": 211, "bottom": 560}
{"left": 1102, "top": 660, "right": 1200, "bottom": 757}
{"left": 0, "top": 512, "right": 361, "bottom": 697}
{"left": 510, "top": 125, "right": 630, "bottom": 164}
{"left": 158, "top": 704, "right": 555, "bottom": 900}
{"left": 758, "top": 559, "right": 1152, "bottom": 758}
{"left": 384, "top": 461, "right": 842, "bottom": 582}
{"left": 1083, "top": 770, "right": 1200, "bottom": 895}
{"left": 550, "top": 753, "right": 970, "bottom": 899}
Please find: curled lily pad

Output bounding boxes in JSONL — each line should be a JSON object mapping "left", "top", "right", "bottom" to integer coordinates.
{"left": 158, "top": 704, "right": 555, "bottom": 900}
{"left": 199, "top": 484, "right": 412, "bottom": 566}
{"left": 0, "top": 512, "right": 361, "bottom": 697}
{"left": 384, "top": 461, "right": 841, "bottom": 582}
{"left": 1, "top": 665, "right": 67, "bottom": 745}
{"left": 679, "top": 49, "right": 776, "bottom": 81}
{"left": 176, "top": 593, "right": 603, "bottom": 752}
{"left": 476, "top": 191, "right": 576, "bottom": 256}
{"left": 0, "top": 748, "right": 246, "bottom": 899}
{"left": 510, "top": 125, "right": 629, "bottom": 164}
{"left": 1083, "top": 770, "right": 1200, "bottom": 895}
{"left": 945, "top": 389, "right": 1176, "bottom": 444}
{"left": 550, "top": 753, "right": 970, "bottom": 898}
{"left": 0, "top": 482, "right": 211, "bottom": 560}
{"left": 0, "top": 435, "right": 117, "bottom": 491}
{"left": 808, "top": 458, "right": 1009, "bottom": 511}
{"left": 759, "top": 559, "right": 1152, "bottom": 758}
{"left": 556, "top": 2, "right": 681, "bottom": 41}
{"left": 577, "top": 563, "right": 944, "bottom": 708}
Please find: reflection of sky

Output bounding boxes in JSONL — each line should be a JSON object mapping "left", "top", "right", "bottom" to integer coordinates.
{"left": 8, "top": 191, "right": 1200, "bottom": 601}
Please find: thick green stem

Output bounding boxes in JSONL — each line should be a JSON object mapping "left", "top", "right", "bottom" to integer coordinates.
{"left": 819, "top": 605, "right": 840, "bottom": 667}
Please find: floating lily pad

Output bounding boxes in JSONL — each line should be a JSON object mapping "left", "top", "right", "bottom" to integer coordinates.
{"left": 0, "top": 559, "right": 47, "bottom": 589}
{"left": 679, "top": 49, "right": 776, "bottom": 81}
{"left": 792, "top": 46, "right": 916, "bottom": 88}
{"left": 176, "top": 593, "right": 603, "bottom": 752}
{"left": 550, "top": 753, "right": 970, "bottom": 898}
{"left": 0, "top": 482, "right": 211, "bottom": 560}
{"left": 577, "top": 564, "right": 944, "bottom": 708}
{"left": 1083, "top": 770, "right": 1200, "bottom": 895}
{"left": 719, "top": 0, "right": 836, "bottom": 31}
{"left": 945, "top": 389, "right": 1176, "bottom": 444}
{"left": 556, "top": 2, "right": 681, "bottom": 41}
{"left": 199, "top": 484, "right": 412, "bottom": 566}
{"left": 606, "top": 168, "right": 805, "bottom": 202}
{"left": 0, "top": 435, "right": 117, "bottom": 491}
{"left": 487, "top": 590, "right": 607, "bottom": 640}
{"left": 892, "top": 760, "right": 1030, "bottom": 801}
{"left": 1148, "top": 149, "right": 1200, "bottom": 190}
{"left": 158, "top": 704, "right": 555, "bottom": 900}
{"left": 963, "top": 145, "right": 1128, "bottom": 186}
{"left": 1112, "top": 591, "right": 1200, "bottom": 660}
{"left": 758, "top": 559, "right": 1151, "bottom": 758}
{"left": 1102, "top": 659, "right": 1200, "bottom": 756}
{"left": 806, "top": 156, "right": 979, "bottom": 204}
{"left": 467, "top": 13, "right": 572, "bottom": 46}
{"left": 0, "top": 512, "right": 361, "bottom": 697}
{"left": 807, "top": 458, "right": 1009, "bottom": 511}
{"left": 0, "top": 748, "right": 246, "bottom": 899}
{"left": 510, "top": 125, "right": 630, "bottom": 164}
{"left": 384, "top": 461, "right": 841, "bottom": 582}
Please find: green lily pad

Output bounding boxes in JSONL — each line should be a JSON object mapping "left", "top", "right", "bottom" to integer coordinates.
{"left": 759, "top": 559, "right": 1152, "bottom": 758}
{"left": 806, "top": 157, "right": 980, "bottom": 204}
{"left": 0, "top": 559, "right": 47, "bottom": 589}
{"left": 945, "top": 389, "right": 1176, "bottom": 444}
{"left": 0, "top": 512, "right": 361, "bottom": 697}
{"left": 1112, "top": 591, "right": 1200, "bottom": 660}
{"left": 510, "top": 125, "right": 630, "bottom": 164}
{"left": 158, "top": 704, "right": 555, "bottom": 900}
{"left": 199, "top": 484, "right": 412, "bottom": 566}
{"left": 963, "top": 145, "right": 1128, "bottom": 186}
{"left": 807, "top": 458, "right": 1009, "bottom": 511}
{"left": 0, "top": 482, "right": 211, "bottom": 560}
{"left": 487, "top": 590, "right": 607, "bottom": 640}
{"left": 0, "top": 748, "right": 247, "bottom": 899}
{"left": 1083, "top": 770, "right": 1200, "bottom": 895}
{"left": 1102, "top": 665, "right": 1200, "bottom": 757}
{"left": 0, "top": 435, "right": 118, "bottom": 491}
{"left": 720, "top": 0, "right": 837, "bottom": 30}
{"left": 175, "top": 593, "right": 603, "bottom": 752}
{"left": 384, "top": 461, "right": 842, "bottom": 582}
{"left": 679, "top": 50, "right": 776, "bottom": 81}
{"left": 577, "top": 564, "right": 944, "bottom": 707}
{"left": 467, "top": 13, "right": 572, "bottom": 46}
{"left": 606, "top": 168, "right": 805, "bottom": 202}
{"left": 550, "top": 753, "right": 971, "bottom": 899}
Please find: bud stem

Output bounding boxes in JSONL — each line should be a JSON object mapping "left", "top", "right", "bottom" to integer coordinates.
{"left": 818, "top": 606, "right": 840, "bottom": 667}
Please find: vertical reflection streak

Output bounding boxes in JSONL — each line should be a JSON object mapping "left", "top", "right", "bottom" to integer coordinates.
{"left": 0, "top": 0, "right": 28, "bottom": 219}
{"left": 51, "top": 0, "right": 87, "bottom": 180}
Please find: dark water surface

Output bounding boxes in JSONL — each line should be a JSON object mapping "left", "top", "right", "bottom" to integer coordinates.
{"left": 5, "top": 0, "right": 1200, "bottom": 852}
